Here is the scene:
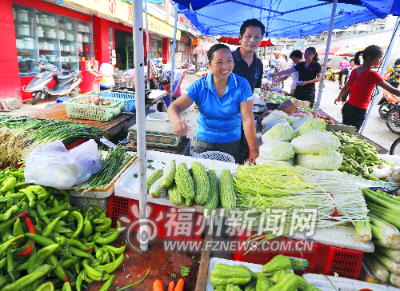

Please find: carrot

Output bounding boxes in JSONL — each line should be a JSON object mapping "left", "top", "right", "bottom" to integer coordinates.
{"left": 168, "top": 281, "right": 175, "bottom": 291}
{"left": 153, "top": 279, "right": 164, "bottom": 291}
{"left": 174, "top": 279, "right": 184, "bottom": 291}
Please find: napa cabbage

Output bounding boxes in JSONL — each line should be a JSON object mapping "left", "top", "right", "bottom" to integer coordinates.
{"left": 259, "top": 142, "right": 295, "bottom": 161}
{"left": 262, "top": 119, "right": 289, "bottom": 133}
{"left": 296, "top": 150, "right": 343, "bottom": 170}
{"left": 295, "top": 118, "right": 326, "bottom": 136}
{"left": 261, "top": 110, "right": 288, "bottom": 127}
{"left": 262, "top": 123, "right": 294, "bottom": 143}
{"left": 291, "top": 130, "right": 340, "bottom": 154}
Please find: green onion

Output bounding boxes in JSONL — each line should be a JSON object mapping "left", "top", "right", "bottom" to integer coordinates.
{"left": 364, "top": 253, "right": 389, "bottom": 282}
{"left": 372, "top": 250, "right": 400, "bottom": 275}
{"left": 369, "top": 213, "right": 400, "bottom": 247}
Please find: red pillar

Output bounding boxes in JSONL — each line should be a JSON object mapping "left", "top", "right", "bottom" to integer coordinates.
{"left": 163, "top": 37, "right": 169, "bottom": 64}
{"left": 93, "top": 16, "right": 109, "bottom": 64}
{"left": 0, "top": 0, "right": 22, "bottom": 103}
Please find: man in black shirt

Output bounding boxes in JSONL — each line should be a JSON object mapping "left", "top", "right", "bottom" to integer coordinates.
{"left": 232, "top": 19, "right": 264, "bottom": 92}
{"left": 232, "top": 19, "right": 265, "bottom": 164}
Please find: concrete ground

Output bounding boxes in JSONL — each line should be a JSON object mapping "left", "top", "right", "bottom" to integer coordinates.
{"left": 2, "top": 72, "right": 397, "bottom": 151}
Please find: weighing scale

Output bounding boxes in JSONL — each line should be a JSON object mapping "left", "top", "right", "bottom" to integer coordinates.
{"left": 127, "top": 120, "right": 182, "bottom": 148}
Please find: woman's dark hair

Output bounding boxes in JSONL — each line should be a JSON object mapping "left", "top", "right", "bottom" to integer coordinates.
{"left": 240, "top": 19, "right": 265, "bottom": 38}
{"left": 290, "top": 50, "right": 303, "bottom": 59}
{"left": 350, "top": 58, "right": 354, "bottom": 63}
{"left": 354, "top": 45, "right": 383, "bottom": 65}
{"left": 395, "top": 58, "right": 400, "bottom": 66}
{"left": 305, "top": 47, "right": 318, "bottom": 62}
{"left": 207, "top": 44, "right": 231, "bottom": 62}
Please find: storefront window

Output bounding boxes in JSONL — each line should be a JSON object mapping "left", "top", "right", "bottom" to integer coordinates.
{"left": 14, "top": 5, "right": 38, "bottom": 75}
{"left": 151, "top": 37, "right": 163, "bottom": 59}
{"left": 13, "top": 4, "right": 93, "bottom": 75}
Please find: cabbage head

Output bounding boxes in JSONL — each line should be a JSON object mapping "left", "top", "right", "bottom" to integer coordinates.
{"left": 261, "top": 110, "right": 288, "bottom": 127}
{"left": 292, "top": 116, "right": 311, "bottom": 130}
{"left": 255, "top": 157, "right": 293, "bottom": 166}
{"left": 262, "top": 123, "right": 294, "bottom": 144}
{"left": 262, "top": 119, "right": 289, "bottom": 133}
{"left": 286, "top": 116, "right": 300, "bottom": 125}
{"left": 291, "top": 130, "right": 340, "bottom": 155}
{"left": 296, "top": 150, "right": 343, "bottom": 170}
{"left": 295, "top": 118, "right": 326, "bottom": 136}
{"left": 259, "top": 142, "right": 295, "bottom": 161}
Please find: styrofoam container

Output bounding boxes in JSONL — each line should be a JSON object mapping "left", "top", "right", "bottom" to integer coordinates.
{"left": 114, "top": 150, "right": 238, "bottom": 210}
{"left": 302, "top": 273, "right": 400, "bottom": 291}
{"left": 146, "top": 112, "right": 169, "bottom": 122}
{"left": 206, "top": 258, "right": 263, "bottom": 291}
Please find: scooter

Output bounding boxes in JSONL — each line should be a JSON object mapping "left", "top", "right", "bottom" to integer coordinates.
{"left": 23, "top": 61, "right": 82, "bottom": 105}
{"left": 378, "top": 90, "right": 400, "bottom": 118}
{"left": 188, "top": 63, "right": 197, "bottom": 74}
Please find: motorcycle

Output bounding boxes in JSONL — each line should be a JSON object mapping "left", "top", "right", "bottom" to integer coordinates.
{"left": 378, "top": 90, "right": 400, "bottom": 118}
{"left": 386, "top": 102, "right": 400, "bottom": 134}
{"left": 188, "top": 62, "right": 197, "bottom": 74}
{"left": 23, "top": 61, "right": 82, "bottom": 105}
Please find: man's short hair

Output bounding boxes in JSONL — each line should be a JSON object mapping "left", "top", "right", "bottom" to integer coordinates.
{"left": 240, "top": 19, "right": 265, "bottom": 38}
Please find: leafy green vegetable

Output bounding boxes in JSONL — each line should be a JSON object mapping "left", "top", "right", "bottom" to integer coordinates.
{"left": 259, "top": 142, "right": 295, "bottom": 161}
{"left": 291, "top": 130, "right": 340, "bottom": 155}
{"left": 262, "top": 123, "right": 294, "bottom": 143}
{"left": 180, "top": 266, "right": 190, "bottom": 277}
{"left": 295, "top": 118, "right": 326, "bottom": 136}
{"left": 147, "top": 165, "right": 155, "bottom": 170}
{"left": 296, "top": 150, "right": 343, "bottom": 170}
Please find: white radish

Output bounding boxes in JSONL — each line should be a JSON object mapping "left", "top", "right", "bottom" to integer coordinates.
{"left": 371, "top": 168, "right": 394, "bottom": 179}
{"left": 393, "top": 172, "right": 400, "bottom": 182}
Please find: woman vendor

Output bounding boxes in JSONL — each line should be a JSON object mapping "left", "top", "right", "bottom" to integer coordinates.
{"left": 167, "top": 44, "right": 259, "bottom": 164}
{"left": 269, "top": 47, "right": 322, "bottom": 107}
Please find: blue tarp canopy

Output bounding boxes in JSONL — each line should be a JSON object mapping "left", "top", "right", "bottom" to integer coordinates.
{"left": 323, "top": 0, "right": 400, "bottom": 18}
{"left": 174, "top": 0, "right": 398, "bottom": 38}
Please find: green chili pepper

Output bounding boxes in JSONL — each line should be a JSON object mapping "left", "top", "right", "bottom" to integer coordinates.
{"left": 2, "top": 264, "right": 52, "bottom": 291}
{"left": 35, "top": 282, "right": 54, "bottom": 291}
{"left": 95, "top": 229, "right": 120, "bottom": 245}
{"left": 46, "top": 254, "right": 68, "bottom": 282}
{"left": 0, "top": 176, "right": 17, "bottom": 193}
{"left": 0, "top": 277, "right": 10, "bottom": 290}
{"left": 0, "top": 235, "right": 24, "bottom": 258}
{"left": 61, "top": 190, "right": 70, "bottom": 205}
{"left": 82, "top": 259, "right": 111, "bottom": 281}
{"left": 0, "top": 256, "right": 6, "bottom": 270}
{"left": 94, "top": 245, "right": 103, "bottom": 259}
{"left": 62, "top": 282, "right": 72, "bottom": 291}
{"left": 1, "top": 226, "right": 13, "bottom": 243}
{"left": 36, "top": 204, "right": 51, "bottom": 225}
{"left": 0, "top": 211, "right": 27, "bottom": 234}
{"left": 14, "top": 181, "right": 27, "bottom": 190}
{"left": 43, "top": 203, "right": 70, "bottom": 216}
{"left": 66, "top": 238, "right": 92, "bottom": 251}
{"left": 75, "top": 260, "right": 81, "bottom": 274}
{"left": 10, "top": 171, "right": 24, "bottom": 179}
{"left": 76, "top": 270, "right": 85, "bottom": 291}
{"left": 4, "top": 192, "right": 26, "bottom": 200}
{"left": 93, "top": 217, "right": 112, "bottom": 232}
{"left": 0, "top": 205, "right": 19, "bottom": 221}
{"left": 53, "top": 198, "right": 60, "bottom": 208}
{"left": 70, "top": 246, "right": 92, "bottom": 259}
{"left": 27, "top": 185, "right": 48, "bottom": 201}
{"left": 96, "top": 253, "right": 124, "bottom": 273}
{"left": 49, "top": 210, "right": 69, "bottom": 220}
{"left": 90, "top": 204, "right": 104, "bottom": 215}
{"left": 54, "top": 235, "right": 67, "bottom": 246}
{"left": 7, "top": 248, "right": 15, "bottom": 281}
{"left": 100, "top": 251, "right": 110, "bottom": 265}
{"left": 27, "top": 244, "right": 59, "bottom": 274}
{"left": 25, "top": 233, "right": 56, "bottom": 247}
{"left": 108, "top": 249, "right": 115, "bottom": 261}
{"left": 14, "top": 201, "right": 28, "bottom": 217}
{"left": 53, "top": 223, "right": 73, "bottom": 234}
{"left": 59, "top": 259, "right": 76, "bottom": 271}
{"left": 83, "top": 220, "right": 92, "bottom": 238}
{"left": 103, "top": 244, "right": 126, "bottom": 255}
{"left": 99, "top": 275, "right": 115, "bottom": 291}
{"left": 13, "top": 218, "right": 25, "bottom": 245}
{"left": 41, "top": 216, "right": 62, "bottom": 238}
{"left": 71, "top": 211, "right": 84, "bottom": 239}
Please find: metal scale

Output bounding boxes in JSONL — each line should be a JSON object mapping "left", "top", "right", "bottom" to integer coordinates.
{"left": 127, "top": 120, "right": 189, "bottom": 154}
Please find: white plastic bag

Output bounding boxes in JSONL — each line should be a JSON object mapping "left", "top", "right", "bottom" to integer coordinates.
{"left": 25, "top": 139, "right": 102, "bottom": 189}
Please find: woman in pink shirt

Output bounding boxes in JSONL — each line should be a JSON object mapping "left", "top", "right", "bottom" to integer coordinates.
{"left": 338, "top": 57, "right": 350, "bottom": 89}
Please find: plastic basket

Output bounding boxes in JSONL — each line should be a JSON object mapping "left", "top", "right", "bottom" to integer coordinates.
{"left": 98, "top": 91, "right": 135, "bottom": 113}
{"left": 107, "top": 195, "right": 205, "bottom": 242}
{"left": 64, "top": 96, "right": 125, "bottom": 121}
{"left": 191, "top": 150, "right": 235, "bottom": 164}
{"left": 231, "top": 231, "right": 363, "bottom": 279}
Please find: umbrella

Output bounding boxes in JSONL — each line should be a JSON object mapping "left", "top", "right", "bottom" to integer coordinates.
{"left": 316, "top": 45, "right": 343, "bottom": 55}
{"left": 216, "top": 37, "right": 275, "bottom": 47}
{"left": 193, "top": 42, "right": 215, "bottom": 53}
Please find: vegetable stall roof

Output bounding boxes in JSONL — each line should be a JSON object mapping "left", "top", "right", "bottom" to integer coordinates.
{"left": 175, "top": 0, "right": 396, "bottom": 38}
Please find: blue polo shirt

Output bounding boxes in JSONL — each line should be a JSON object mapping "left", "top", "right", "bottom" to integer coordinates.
{"left": 186, "top": 73, "right": 253, "bottom": 144}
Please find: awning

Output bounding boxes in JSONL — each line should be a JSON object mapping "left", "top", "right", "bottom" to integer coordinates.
{"left": 217, "top": 37, "right": 274, "bottom": 47}
{"left": 193, "top": 42, "right": 215, "bottom": 53}
{"left": 316, "top": 45, "right": 343, "bottom": 55}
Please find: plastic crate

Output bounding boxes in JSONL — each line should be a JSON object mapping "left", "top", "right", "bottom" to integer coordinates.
{"left": 107, "top": 195, "right": 205, "bottom": 242}
{"left": 231, "top": 231, "right": 363, "bottom": 279}
{"left": 64, "top": 96, "right": 125, "bottom": 121}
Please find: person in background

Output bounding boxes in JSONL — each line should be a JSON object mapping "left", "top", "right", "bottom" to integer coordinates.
{"left": 387, "top": 58, "right": 400, "bottom": 88}
{"left": 338, "top": 57, "right": 350, "bottom": 89}
{"left": 270, "top": 56, "right": 276, "bottom": 68}
{"left": 167, "top": 44, "right": 259, "bottom": 164}
{"left": 231, "top": 18, "right": 265, "bottom": 164}
{"left": 262, "top": 56, "right": 270, "bottom": 73}
{"left": 274, "top": 52, "right": 287, "bottom": 88}
{"left": 334, "top": 45, "right": 400, "bottom": 131}
{"left": 273, "top": 50, "right": 303, "bottom": 96}
{"left": 270, "top": 47, "right": 322, "bottom": 107}
{"left": 327, "top": 59, "right": 332, "bottom": 70}
{"left": 340, "top": 58, "right": 357, "bottom": 107}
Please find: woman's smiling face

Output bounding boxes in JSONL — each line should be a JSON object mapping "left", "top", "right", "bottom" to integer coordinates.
{"left": 209, "top": 48, "right": 234, "bottom": 79}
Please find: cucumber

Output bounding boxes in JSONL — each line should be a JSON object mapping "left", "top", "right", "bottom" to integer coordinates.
{"left": 161, "top": 160, "right": 176, "bottom": 188}
{"left": 146, "top": 169, "right": 163, "bottom": 192}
